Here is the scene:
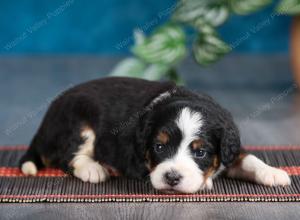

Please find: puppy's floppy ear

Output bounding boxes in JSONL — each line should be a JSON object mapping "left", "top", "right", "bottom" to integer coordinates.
{"left": 136, "top": 112, "right": 153, "bottom": 150}
{"left": 218, "top": 123, "right": 241, "bottom": 167}
{"left": 136, "top": 109, "right": 153, "bottom": 150}
{"left": 125, "top": 113, "right": 154, "bottom": 178}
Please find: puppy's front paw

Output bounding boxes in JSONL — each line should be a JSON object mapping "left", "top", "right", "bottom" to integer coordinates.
{"left": 255, "top": 167, "right": 291, "bottom": 187}
{"left": 73, "top": 162, "right": 108, "bottom": 183}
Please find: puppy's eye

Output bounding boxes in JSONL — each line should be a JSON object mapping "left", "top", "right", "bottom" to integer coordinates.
{"left": 193, "top": 149, "right": 206, "bottom": 159}
{"left": 154, "top": 144, "right": 165, "bottom": 153}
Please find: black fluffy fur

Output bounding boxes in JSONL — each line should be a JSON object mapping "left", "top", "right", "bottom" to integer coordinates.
{"left": 20, "top": 77, "right": 241, "bottom": 178}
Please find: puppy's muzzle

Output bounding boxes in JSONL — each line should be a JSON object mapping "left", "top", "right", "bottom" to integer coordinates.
{"left": 164, "top": 170, "right": 182, "bottom": 187}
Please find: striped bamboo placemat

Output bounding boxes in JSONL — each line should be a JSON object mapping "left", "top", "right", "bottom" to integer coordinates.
{"left": 0, "top": 146, "right": 299, "bottom": 203}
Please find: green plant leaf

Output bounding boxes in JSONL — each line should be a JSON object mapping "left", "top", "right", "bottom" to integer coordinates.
{"left": 229, "top": 0, "right": 272, "bottom": 15}
{"left": 173, "top": 0, "right": 229, "bottom": 27}
{"left": 110, "top": 58, "right": 146, "bottom": 78}
{"left": 193, "top": 20, "right": 217, "bottom": 35}
{"left": 166, "top": 68, "right": 184, "bottom": 85}
{"left": 132, "top": 24, "right": 187, "bottom": 65}
{"left": 133, "top": 29, "right": 146, "bottom": 45}
{"left": 143, "top": 64, "right": 170, "bottom": 81}
{"left": 193, "top": 33, "right": 231, "bottom": 66}
{"left": 276, "top": 0, "right": 300, "bottom": 15}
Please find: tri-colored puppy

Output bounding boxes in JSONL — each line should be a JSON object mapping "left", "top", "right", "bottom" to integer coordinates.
{"left": 20, "top": 77, "right": 291, "bottom": 193}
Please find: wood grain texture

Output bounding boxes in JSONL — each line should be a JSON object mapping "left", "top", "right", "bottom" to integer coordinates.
{"left": 1, "top": 203, "right": 300, "bottom": 220}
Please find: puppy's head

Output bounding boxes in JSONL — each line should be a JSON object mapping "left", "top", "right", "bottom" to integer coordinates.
{"left": 143, "top": 104, "right": 241, "bottom": 194}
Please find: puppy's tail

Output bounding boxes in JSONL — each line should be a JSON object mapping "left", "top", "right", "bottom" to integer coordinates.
{"left": 19, "top": 135, "right": 43, "bottom": 176}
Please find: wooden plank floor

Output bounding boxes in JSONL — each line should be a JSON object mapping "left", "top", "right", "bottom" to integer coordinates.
{"left": 0, "top": 55, "right": 299, "bottom": 219}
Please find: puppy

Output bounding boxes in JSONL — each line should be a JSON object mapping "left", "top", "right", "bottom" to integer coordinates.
{"left": 20, "top": 77, "right": 291, "bottom": 193}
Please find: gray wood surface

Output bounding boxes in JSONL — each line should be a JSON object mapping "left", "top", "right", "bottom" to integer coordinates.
{"left": 1, "top": 203, "right": 300, "bottom": 220}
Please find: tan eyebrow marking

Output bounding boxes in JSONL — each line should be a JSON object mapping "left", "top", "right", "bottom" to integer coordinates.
{"left": 191, "top": 139, "right": 204, "bottom": 150}
{"left": 156, "top": 131, "right": 169, "bottom": 144}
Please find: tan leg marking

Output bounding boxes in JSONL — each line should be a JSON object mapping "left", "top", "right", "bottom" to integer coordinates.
{"left": 201, "top": 156, "right": 220, "bottom": 190}
{"left": 70, "top": 126, "right": 108, "bottom": 183}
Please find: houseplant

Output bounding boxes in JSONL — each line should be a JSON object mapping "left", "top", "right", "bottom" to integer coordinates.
{"left": 111, "top": 0, "right": 300, "bottom": 84}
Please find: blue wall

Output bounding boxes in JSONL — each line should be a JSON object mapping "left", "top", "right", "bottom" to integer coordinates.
{"left": 0, "top": 0, "right": 291, "bottom": 54}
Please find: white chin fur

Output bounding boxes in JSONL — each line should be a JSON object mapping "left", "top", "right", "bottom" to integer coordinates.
{"left": 21, "top": 161, "right": 38, "bottom": 176}
{"left": 150, "top": 160, "right": 204, "bottom": 194}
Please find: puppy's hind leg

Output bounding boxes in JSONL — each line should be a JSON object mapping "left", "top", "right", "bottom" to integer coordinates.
{"left": 70, "top": 126, "right": 109, "bottom": 183}
{"left": 226, "top": 153, "right": 291, "bottom": 187}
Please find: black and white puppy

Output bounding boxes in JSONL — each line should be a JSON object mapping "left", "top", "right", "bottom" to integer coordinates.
{"left": 20, "top": 77, "right": 291, "bottom": 193}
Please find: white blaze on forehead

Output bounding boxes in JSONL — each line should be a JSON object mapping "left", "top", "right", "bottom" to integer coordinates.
{"left": 176, "top": 107, "right": 203, "bottom": 140}
{"left": 175, "top": 107, "right": 203, "bottom": 156}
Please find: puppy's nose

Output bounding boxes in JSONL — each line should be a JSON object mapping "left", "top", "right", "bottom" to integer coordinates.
{"left": 164, "top": 170, "right": 182, "bottom": 186}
